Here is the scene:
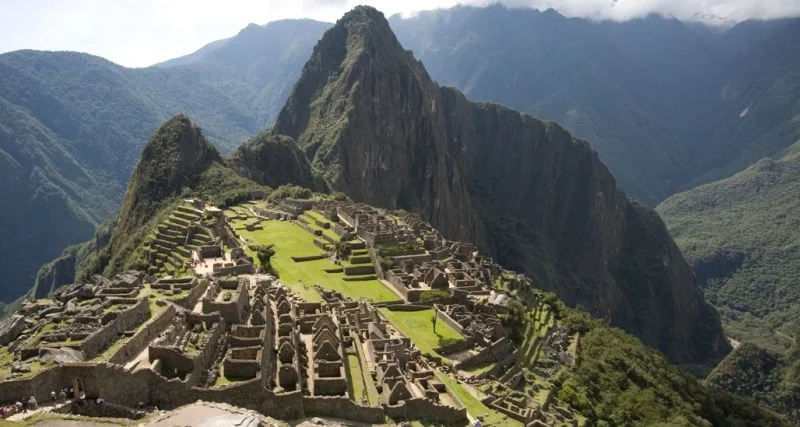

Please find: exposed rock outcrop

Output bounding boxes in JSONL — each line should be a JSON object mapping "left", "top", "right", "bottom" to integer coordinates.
{"left": 229, "top": 131, "right": 320, "bottom": 190}
{"left": 257, "top": 6, "right": 729, "bottom": 366}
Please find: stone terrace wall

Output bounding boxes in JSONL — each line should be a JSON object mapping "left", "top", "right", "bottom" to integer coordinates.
{"left": 175, "top": 279, "right": 209, "bottom": 309}
{"left": 0, "top": 362, "right": 464, "bottom": 424}
{"left": 455, "top": 337, "right": 511, "bottom": 371}
{"left": 81, "top": 299, "right": 150, "bottom": 359}
{"left": 188, "top": 318, "right": 226, "bottom": 386}
{"left": 384, "top": 398, "right": 467, "bottom": 423}
{"left": 302, "top": 396, "right": 384, "bottom": 423}
{"left": 108, "top": 305, "right": 177, "bottom": 365}
{"left": 0, "top": 364, "right": 66, "bottom": 405}
{"left": 436, "top": 308, "right": 466, "bottom": 335}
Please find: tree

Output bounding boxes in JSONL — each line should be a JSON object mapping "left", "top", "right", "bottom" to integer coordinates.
{"left": 250, "top": 244, "right": 275, "bottom": 272}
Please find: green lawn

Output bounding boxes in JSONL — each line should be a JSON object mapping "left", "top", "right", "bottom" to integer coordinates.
{"left": 300, "top": 212, "right": 341, "bottom": 241}
{"left": 233, "top": 217, "right": 397, "bottom": 303}
{"left": 463, "top": 362, "right": 495, "bottom": 376}
{"left": 378, "top": 308, "right": 464, "bottom": 357}
{"left": 346, "top": 354, "right": 367, "bottom": 403}
{"left": 435, "top": 371, "right": 520, "bottom": 426}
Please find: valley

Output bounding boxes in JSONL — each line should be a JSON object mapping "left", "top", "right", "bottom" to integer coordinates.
{"left": 0, "top": 2, "right": 798, "bottom": 425}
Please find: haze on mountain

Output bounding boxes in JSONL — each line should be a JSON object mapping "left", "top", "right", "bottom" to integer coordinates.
{"left": 659, "top": 142, "right": 800, "bottom": 421}
{"left": 33, "top": 4, "right": 728, "bottom": 377}
{"left": 0, "top": 19, "right": 329, "bottom": 304}
{"left": 46, "top": 7, "right": 790, "bottom": 424}
{"left": 4, "top": 3, "right": 800, "bottom": 314}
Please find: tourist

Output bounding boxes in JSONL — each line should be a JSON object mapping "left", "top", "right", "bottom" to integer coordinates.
{"left": 51, "top": 391, "right": 57, "bottom": 403}
{"left": 28, "top": 396, "right": 37, "bottom": 410}
{"left": 59, "top": 389, "right": 67, "bottom": 402}
{"left": 15, "top": 401, "right": 24, "bottom": 413}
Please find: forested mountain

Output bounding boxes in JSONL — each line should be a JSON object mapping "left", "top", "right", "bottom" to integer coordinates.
{"left": 658, "top": 141, "right": 800, "bottom": 420}
{"left": 389, "top": 6, "right": 800, "bottom": 204}
{"left": 57, "top": 111, "right": 785, "bottom": 426}
{"left": 231, "top": 6, "right": 729, "bottom": 368}
{"left": 0, "top": 20, "right": 328, "bottom": 303}
{"left": 706, "top": 342, "right": 799, "bottom": 423}
{"left": 5, "top": 5, "right": 800, "bottom": 308}
{"left": 659, "top": 142, "right": 800, "bottom": 354}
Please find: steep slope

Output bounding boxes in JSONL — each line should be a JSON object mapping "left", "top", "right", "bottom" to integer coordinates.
{"left": 706, "top": 342, "right": 799, "bottom": 423}
{"left": 389, "top": 6, "right": 718, "bottom": 204}
{"left": 390, "top": 6, "right": 800, "bottom": 204}
{"left": 156, "top": 19, "right": 332, "bottom": 130}
{"left": 0, "top": 20, "right": 326, "bottom": 303}
{"left": 229, "top": 131, "right": 319, "bottom": 190}
{"left": 658, "top": 142, "right": 800, "bottom": 353}
{"left": 257, "top": 6, "right": 729, "bottom": 366}
{"left": 684, "top": 20, "right": 800, "bottom": 190}
{"left": 440, "top": 88, "right": 728, "bottom": 366}
{"left": 55, "top": 115, "right": 266, "bottom": 282}
{"left": 274, "top": 10, "right": 478, "bottom": 241}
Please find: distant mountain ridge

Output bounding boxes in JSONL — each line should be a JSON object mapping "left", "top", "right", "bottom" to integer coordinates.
{"left": 232, "top": 6, "right": 729, "bottom": 368}
{"left": 0, "top": 20, "right": 327, "bottom": 302}
{"left": 390, "top": 6, "right": 800, "bottom": 204}
{"left": 658, "top": 141, "right": 800, "bottom": 353}
{"left": 54, "top": 112, "right": 786, "bottom": 427}
{"left": 5, "top": 5, "right": 800, "bottom": 306}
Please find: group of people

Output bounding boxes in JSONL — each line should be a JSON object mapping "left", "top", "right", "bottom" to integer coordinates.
{"left": 0, "top": 387, "right": 74, "bottom": 419}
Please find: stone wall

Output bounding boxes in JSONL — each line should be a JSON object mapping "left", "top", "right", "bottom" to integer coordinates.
{"left": 188, "top": 318, "right": 226, "bottom": 386}
{"left": 291, "top": 255, "right": 326, "bottom": 262}
{"left": 197, "top": 245, "right": 223, "bottom": 259}
{"left": 0, "top": 364, "right": 66, "bottom": 405}
{"left": 436, "top": 308, "right": 466, "bottom": 335}
{"left": 212, "top": 263, "right": 254, "bottom": 277}
{"left": 302, "top": 396, "right": 384, "bottom": 423}
{"left": 203, "top": 281, "right": 248, "bottom": 324}
{"left": 174, "top": 279, "right": 209, "bottom": 309}
{"left": 149, "top": 346, "right": 194, "bottom": 377}
{"left": 224, "top": 360, "right": 260, "bottom": 379}
{"left": 81, "top": 299, "right": 150, "bottom": 360}
{"left": 343, "top": 265, "right": 375, "bottom": 276}
{"left": 434, "top": 339, "right": 472, "bottom": 357}
{"left": 108, "top": 305, "right": 177, "bottom": 365}
{"left": 384, "top": 398, "right": 467, "bottom": 423}
{"left": 0, "top": 362, "right": 463, "bottom": 425}
{"left": 455, "top": 337, "right": 511, "bottom": 371}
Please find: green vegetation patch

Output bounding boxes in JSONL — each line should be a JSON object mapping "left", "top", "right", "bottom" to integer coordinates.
{"left": 435, "top": 371, "right": 519, "bottom": 426}
{"left": 346, "top": 353, "right": 367, "bottom": 403}
{"left": 658, "top": 150, "right": 800, "bottom": 354}
{"left": 378, "top": 308, "right": 464, "bottom": 357}
{"left": 233, "top": 217, "right": 396, "bottom": 302}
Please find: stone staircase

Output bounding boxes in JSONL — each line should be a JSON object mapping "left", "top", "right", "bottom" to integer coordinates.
{"left": 144, "top": 204, "right": 211, "bottom": 276}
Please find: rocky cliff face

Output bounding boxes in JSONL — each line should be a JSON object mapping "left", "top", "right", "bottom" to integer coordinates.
{"left": 113, "top": 114, "right": 221, "bottom": 240}
{"left": 254, "top": 6, "right": 729, "bottom": 365}
{"left": 229, "top": 131, "right": 319, "bottom": 190}
{"left": 273, "top": 7, "right": 478, "bottom": 241}
{"left": 440, "top": 88, "right": 729, "bottom": 365}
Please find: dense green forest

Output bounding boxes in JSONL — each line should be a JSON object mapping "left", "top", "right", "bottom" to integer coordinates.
{"left": 659, "top": 142, "right": 800, "bottom": 353}
{"left": 0, "top": 19, "right": 328, "bottom": 302}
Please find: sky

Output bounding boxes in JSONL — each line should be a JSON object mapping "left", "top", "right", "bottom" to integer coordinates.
{"left": 1, "top": 0, "right": 799, "bottom": 68}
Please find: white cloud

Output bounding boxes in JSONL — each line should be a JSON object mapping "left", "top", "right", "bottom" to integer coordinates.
{"left": 0, "top": 0, "right": 798, "bottom": 67}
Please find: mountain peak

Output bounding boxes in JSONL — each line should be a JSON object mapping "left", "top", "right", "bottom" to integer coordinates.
{"left": 139, "top": 114, "right": 220, "bottom": 167}
{"left": 263, "top": 8, "right": 730, "bottom": 367}
{"left": 339, "top": 5, "right": 388, "bottom": 26}
{"left": 115, "top": 114, "right": 220, "bottom": 239}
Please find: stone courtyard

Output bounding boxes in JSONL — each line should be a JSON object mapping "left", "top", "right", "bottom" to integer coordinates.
{"left": 0, "top": 197, "right": 583, "bottom": 425}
